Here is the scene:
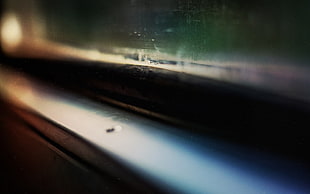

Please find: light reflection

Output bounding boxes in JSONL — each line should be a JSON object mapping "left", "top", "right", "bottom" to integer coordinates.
{"left": 0, "top": 66, "right": 309, "bottom": 194}
{"left": 1, "top": 13, "right": 23, "bottom": 52}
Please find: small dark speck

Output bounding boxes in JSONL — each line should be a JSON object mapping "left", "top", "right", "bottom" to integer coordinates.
{"left": 106, "top": 125, "right": 122, "bottom": 133}
{"left": 106, "top": 128, "right": 115, "bottom": 133}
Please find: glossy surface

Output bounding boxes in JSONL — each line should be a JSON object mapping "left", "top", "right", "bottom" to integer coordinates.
{"left": 1, "top": 66, "right": 309, "bottom": 193}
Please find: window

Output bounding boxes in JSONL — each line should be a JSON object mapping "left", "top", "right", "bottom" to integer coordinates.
{"left": 1, "top": 0, "right": 310, "bottom": 193}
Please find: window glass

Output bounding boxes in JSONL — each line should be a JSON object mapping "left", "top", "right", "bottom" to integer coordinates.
{"left": 1, "top": 0, "right": 310, "bottom": 101}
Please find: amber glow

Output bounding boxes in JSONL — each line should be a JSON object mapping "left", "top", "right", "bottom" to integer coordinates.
{"left": 1, "top": 13, "right": 23, "bottom": 52}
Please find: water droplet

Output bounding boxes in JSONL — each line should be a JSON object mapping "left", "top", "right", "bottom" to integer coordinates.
{"left": 114, "top": 125, "right": 122, "bottom": 132}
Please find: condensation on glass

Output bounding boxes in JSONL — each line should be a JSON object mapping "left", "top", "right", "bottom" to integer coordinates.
{"left": 1, "top": 0, "right": 310, "bottom": 102}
